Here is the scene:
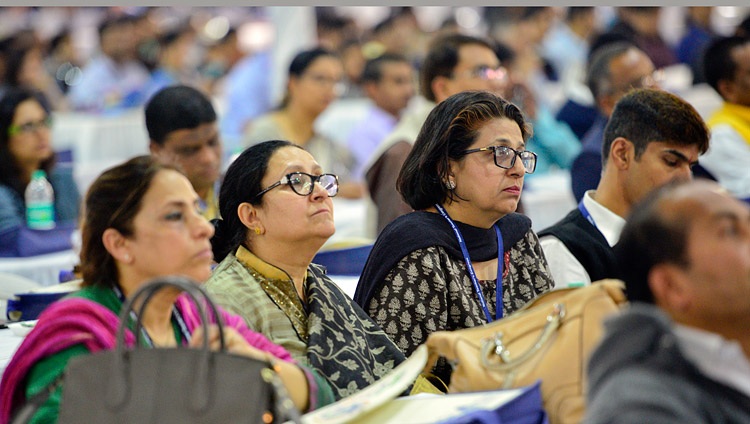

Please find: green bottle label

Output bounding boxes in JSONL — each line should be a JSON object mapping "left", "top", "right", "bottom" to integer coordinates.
{"left": 27, "top": 203, "right": 55, "bottom": 230}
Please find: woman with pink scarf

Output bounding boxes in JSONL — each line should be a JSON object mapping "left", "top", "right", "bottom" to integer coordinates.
{"left": 0, "top": 156, "right": 334, "bottom": 423}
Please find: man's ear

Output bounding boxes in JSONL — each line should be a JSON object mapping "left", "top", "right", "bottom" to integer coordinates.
{"left": 149, "top": 141, "right": 162, "bottom": 157}
{"left": 609, "top": 137, "right": 633, "bottom": 170}
{"left": 431, "top": 76, "right": 451, "bottom": 103}
{"left": 102, "top": 227, "right": 131, "bottom": 264}
{"left": 363, "top": 81, "right": 378, "bottom": 99}
{"left": 649, "top": 264, "right": 692, "bottom": 312}
{"left": 598, "top": 93, "right": 617, "bottom": 117}
{"left": 717, "top": 79, "right": 736, "bottom": 103}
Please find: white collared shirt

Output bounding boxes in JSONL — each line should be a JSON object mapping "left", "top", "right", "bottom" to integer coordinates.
{"left": 540, "top": 190, "right": 625, "bottom": 288}
{"left": 673, "top": 324, "right": 750, "bottom": 398}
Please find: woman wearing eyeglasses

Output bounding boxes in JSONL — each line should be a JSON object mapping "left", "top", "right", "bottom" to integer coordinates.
{"left": 206, "top": 140, "right": 405, "bottom": 400}
{"left": 243, "top": 47, "right": 363, "bottom": 199}
{"left": 0, "top": 87, "right": 80, "bottom": 257}
{"left": 354, "top": 90, "right": 554, "bottom": 384}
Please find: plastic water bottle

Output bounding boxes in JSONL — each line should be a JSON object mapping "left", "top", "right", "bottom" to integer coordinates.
{"left": 25, "top": 169, "right": 55, "bottom": 230}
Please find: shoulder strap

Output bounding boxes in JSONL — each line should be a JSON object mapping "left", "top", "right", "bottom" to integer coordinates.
{"left": 10, "top": 374, "right": 64, "bottom": 424}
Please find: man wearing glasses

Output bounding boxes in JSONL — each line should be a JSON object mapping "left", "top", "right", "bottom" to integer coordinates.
{"left": 539, "top": 88, "right": 709, "bottom": 288}
{"left": 364, "top": 33, "right": 509, "bottom": 235}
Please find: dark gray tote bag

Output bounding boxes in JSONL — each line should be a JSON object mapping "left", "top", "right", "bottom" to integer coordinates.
{"left": 56, "top": 276, "right": 301, "bottom": 424}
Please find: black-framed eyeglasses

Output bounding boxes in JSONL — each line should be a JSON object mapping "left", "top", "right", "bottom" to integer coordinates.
{"left": 253, "top": 172, "right": 339, "bottom": 201}
{"left": 462, "top": 145, "right": 537, "bottom": 174}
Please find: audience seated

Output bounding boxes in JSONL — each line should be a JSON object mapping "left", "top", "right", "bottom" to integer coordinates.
{"left": 141, "top": 23, "right": 203, "bottom": 102}
{"left": 218, "top": 49, "right": 273, "bottom": 146}
{"left": 0, "top": 156, "right": 333, "bottom": 423}
{"left": 676, "top": 7, "right": 717, "bottom": 84}
{"left": 0, "top": 88, "right": 80, "bottom": 257}
{"left": 205, "top": 140, "right": 405, "bottom": 399}
{"left": 346, "top": 53, "right": 415, "bottom": 182}
{"left": 66, "top": 15, "right": 150, "bottom": 112}
{"left": 541, "top": 7, "right": 598, "bottom": 87}
{"left": 145, "top": 85, "right": 223, "bottom": 221}
{"left": 494, "top": 40, "right": 581, "bottom": 178}
{"left": 365, "top": 33, "right": 509, "bottom": 234}
{"left": 570, "top": 42, "right": 658, "bottom": 202}
{"left": 355, "top": 91, "right": 553, "bottom": 384}
{"left": 1, "top": 30, "right": 69, "bottom": 111}
{"left": 603, "top": 7, "right": 677, "bottom": 70}
{"left": 699, "top": 36, "right": 750, "bottom": 203}
{"left": 585, "top": 179, "right": 750, "bottom": 422}
{"left": 539, "top": 88, "right": 709, "bottom": 287}
{"left": 244, "top": 47, "right": 363, "bottom": 199}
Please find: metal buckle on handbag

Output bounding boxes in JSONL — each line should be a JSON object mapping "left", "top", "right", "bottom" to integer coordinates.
{"left": 480, "top": 303, "right": 566, "bottom": 387}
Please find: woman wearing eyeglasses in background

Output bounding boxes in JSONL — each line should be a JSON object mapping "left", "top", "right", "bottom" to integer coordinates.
{"left": 354, "top": 90, "right": 554, "bottom": 384}
{"left": 0, "top": 87, "right": 80, "bottom": 257}
{"left": 206, "top": 140, "right": 405, "bottom": 400}
{"left": 243, "top": 47, "right": 363, "bottom": 199}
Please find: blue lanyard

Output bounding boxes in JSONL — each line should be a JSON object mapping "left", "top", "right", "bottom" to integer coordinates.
{"left": 578, "top": 199, "right": 597, "bottom": 229}
{"left": 435, "top": 204, "right": 504, "bottom": 322}
{"left": 113, "top": 286, "right": 192, "bottom": 347}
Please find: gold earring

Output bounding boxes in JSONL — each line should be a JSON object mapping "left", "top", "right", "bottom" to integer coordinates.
{"left": 254, "top": 227, "right": 261, "bottom": 235}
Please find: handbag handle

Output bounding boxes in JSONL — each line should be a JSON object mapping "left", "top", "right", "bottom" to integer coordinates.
{"left": 115, "top": 276, "right": 225, "bottom": 351}
{"left": 479, "top": 303, "right": 565, "bottom": 388}
{"left": 108, "top": 276, "right": 227, "bottom": 411}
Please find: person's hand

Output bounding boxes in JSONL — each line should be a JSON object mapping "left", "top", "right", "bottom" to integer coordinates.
{"left": 190, "top": 325, "right": 272, "bottom": 362}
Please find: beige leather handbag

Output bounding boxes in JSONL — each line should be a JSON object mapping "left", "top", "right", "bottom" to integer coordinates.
{"left": 425, "top": 280, "right": 627, "bottom": 424}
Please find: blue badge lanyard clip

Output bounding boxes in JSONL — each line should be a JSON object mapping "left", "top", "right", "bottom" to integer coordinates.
{"left": 435, "top": 204, "right": 504, "bottom": 322}
{"left": 578, "top": 199, "right": 597, "bottom": 229}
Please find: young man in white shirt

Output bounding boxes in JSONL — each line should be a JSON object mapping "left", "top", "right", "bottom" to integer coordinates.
{"left": 538, "top": 88, "right": 709, "bottom": 288}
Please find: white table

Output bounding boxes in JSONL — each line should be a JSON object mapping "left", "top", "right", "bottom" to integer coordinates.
{"left": 0, "top": 328, "right": 24, "bottom": 376}
{"left": 522, "top": 170, "right": 577, "bottom": 232}
{"left": 0, "top": 250, "right": 79, "bottom": 287}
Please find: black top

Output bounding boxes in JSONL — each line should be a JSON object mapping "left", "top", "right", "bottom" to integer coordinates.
{"left": 538, "top": 208, "right": 618, "bottom": 282}
{"left": 354, "top": 211, "right": 531, "bottom": 308}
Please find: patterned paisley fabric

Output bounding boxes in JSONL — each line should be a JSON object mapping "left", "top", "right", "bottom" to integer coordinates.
{"left": 356, "top": 211, "right": 554, "bottom": 382}
{"left": 368, "top": 231, "right": 553, "bottom": 357}
{"left": 206, "top": 246, "right": 405, "bottom": 400}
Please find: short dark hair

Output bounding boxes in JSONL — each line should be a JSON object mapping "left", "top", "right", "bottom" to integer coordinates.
{"left": 614, "top": 180, "right": 692, "bottom": 304}
{"left": 586, "top": 42, "right": 636, "bottom": 100}
{"left": 360, "top": 53, "right": 410, "bottom": 84}
{"left": 420, "top": 34, "right": 495, "bottom": 103}
{"left": 601, "top": 88, "right": 709, "bottom": 166}
{"left": 80, "top": 156, "right": 177, "bottom": 289}
{"left": 144, "top": 85, "right": 217, "bottom": 145}
{"left": 703, "top": 36, "right": 750, "bottom": 98}
{"left": 211, "top": 140, "right": 304, "bottom": 261}
{"left": 398, "top": 90, "right": 529, "bottom": 210}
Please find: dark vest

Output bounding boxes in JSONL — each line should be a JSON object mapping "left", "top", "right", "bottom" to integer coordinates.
{"left": 538, "top": 209, "right": 618, "bottom": 282}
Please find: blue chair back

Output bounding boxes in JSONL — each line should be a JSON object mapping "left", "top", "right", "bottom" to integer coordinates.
{"left": 313, "top": 244, "right": 373, "bottom": 276}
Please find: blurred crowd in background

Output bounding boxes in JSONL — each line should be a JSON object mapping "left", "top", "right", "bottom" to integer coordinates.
{"left": 1, "top": 5, "right": 749, "bottom": 202}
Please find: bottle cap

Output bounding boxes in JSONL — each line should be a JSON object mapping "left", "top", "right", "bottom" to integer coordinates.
{"left": 31, "top": 169, "right": 47, "bottom": 179}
